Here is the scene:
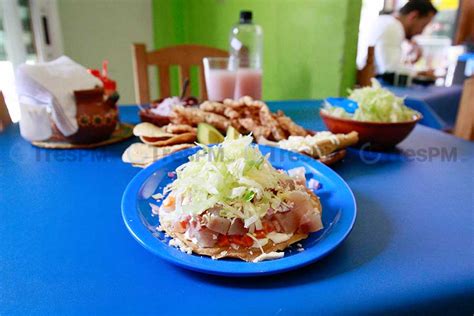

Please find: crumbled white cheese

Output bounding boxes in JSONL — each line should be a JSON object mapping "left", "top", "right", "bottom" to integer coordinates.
{"left": 211, "top": 252, "right": 227, "bottom": 260}
{"left": 296, "top": 242, "right": 305, "bottom": 252}
{"left": 158, "top": 206, "right": 180, "bottom": 222}
{"left": 251, "top": 238, "right": 269, "bottom": 249}
{"left": 152, "top": 193, "right": 164, "bottom": 200}
{"left": 150, "top": 203, "right": 160, "bottom": 215}
{"left": 267, "top": 232, "right": 293, "bottom": 244}
{"left": 183, "top": 229, "right": 199, "bottom": 245}
{"left": 308, "top": 178, "right": 320, "bottom": 190}
{"left": 246, "top": 233, "right": 265, "bottom": 254}
{"left": 288, "top": 167, "right": 306, "bottom": 181}
{"left": 252, "top": 251, "right": 285, "bottom": 262}
{"left": 168, "top": 238, "right": 192, "bottom": 254}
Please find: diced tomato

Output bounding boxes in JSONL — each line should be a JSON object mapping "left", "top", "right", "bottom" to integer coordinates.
{"left": 217, "top": 235, "right": 230, "bottom": 247}
{"left": 228, "top": 236, "right": 239, "bottom": 245}
{"left": 241, "top": 235, "right": 254, "bottom": 247}
{"left": 179, "top": 221, "right": 187, "bottom": 230}
{"left": 254, "top": 230, "right": 266, "bottom": 238}
{"left": 229, "top": 235, "right": 253, "bottom": 247}
{"left": 263, "top": 221, "right": 275, "bottom": 233}
{"left": 163, "top": 195, "right": 175, "bottom": 207}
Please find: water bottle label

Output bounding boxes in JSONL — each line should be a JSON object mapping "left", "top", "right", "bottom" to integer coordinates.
{"left": 230, "top": 38, "right": 243, "bottom": 51}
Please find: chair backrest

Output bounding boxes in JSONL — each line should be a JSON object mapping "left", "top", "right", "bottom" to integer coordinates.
{"left": 356, "top": 46, "right": 375, "bottom": 87}
{"left": 454, "top": 0, "right": 474, "bottom": 45}
{"left": 453, "top": 76, "right": 474, "bottom": 141}
{"left": 132, "top": 43, "right": 228, "bottom": 104}
{"left": 0, "top": 91, "right": 12, "bottom": 132}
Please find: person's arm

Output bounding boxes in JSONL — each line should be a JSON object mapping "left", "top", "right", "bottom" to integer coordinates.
{"left": 406, "top": 40, "right": 423, "bottom": 64}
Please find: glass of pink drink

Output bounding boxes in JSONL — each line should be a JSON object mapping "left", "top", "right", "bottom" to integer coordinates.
{"left": 203, "top": 57, "right": 238, "bottom": 101}
{"left": 234, "top": 67, "right": 262, "bottom": 100}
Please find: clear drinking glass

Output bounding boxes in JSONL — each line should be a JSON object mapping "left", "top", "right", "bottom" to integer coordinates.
{"left": 203, "top": 57, "right": 238, "bottom": 101}
{"left": 234, "top": 58, "right": 262, "bottom": 100}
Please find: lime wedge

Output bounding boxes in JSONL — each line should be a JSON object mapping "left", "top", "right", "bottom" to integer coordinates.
{"left": 226, "top": 126, "right": 241, "bottom": 140}
{"left": 197, "top": 123, "right": 225, "bottom": 144}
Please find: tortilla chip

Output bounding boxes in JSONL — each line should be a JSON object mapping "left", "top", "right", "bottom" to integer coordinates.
{"left": 161, "top": 189, "right": 322, "bottom": 262}
{"left": 162, "top": 124, "right": 197, "bottom": 134}
{"left": 166, "top": 226, "right": 308, "bottom": 261}
{"left": 256, "top": 137, "right": 278, "bottom": 146}
{"left": 140, "top": 132, "right": 196, "bottom": 146}
{"left": 122, "top": 143, "right": 193, "bottom": 165}
{"left": 133, "top": 122, "right": 175, "bottom": 138}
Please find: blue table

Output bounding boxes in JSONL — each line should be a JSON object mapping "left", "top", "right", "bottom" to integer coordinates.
{"left": 387, "top": 84, "right": 463, "bottom": 130}
{"left": 1, "top": 102, "right": 473, "bottom": 315}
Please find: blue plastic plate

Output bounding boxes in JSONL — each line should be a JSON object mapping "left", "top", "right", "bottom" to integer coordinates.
{"left": 121, "top": 145, "right": 357, "bottom": 276}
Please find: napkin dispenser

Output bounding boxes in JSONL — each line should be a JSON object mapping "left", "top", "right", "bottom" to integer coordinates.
{"left": 17, "top": 56, "right": 122, "bottom": 145}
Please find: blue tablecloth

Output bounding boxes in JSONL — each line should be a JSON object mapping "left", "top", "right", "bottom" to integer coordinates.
{"left": 1, "top": 102, "right": 473, "bottom": 315}
{"left": 387, "top": 85, "right": 463, "bottom": 130}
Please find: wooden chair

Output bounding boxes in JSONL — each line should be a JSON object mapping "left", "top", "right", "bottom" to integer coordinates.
{"left": 0, "top": 91, "right": 12, "bottom": 132}
{"left": 132, "top": 43, "right": 228, "bottom": 104}
{"left": 453, "top": 76, "right": 474, "bottom": 141}
{"left": 454, "top": 0, "right": 474, "bottom": 45}
{"left": 356, "top": 46, "right": 375, "bottom": 87}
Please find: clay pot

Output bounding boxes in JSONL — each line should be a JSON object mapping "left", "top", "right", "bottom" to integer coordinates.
{"left": 50, "top": 88, "right": 119, "bottom": 144}
{"left": 138, "top": 96, "right": 199, "bottom": 127}
{"left": 320, "top": 110, "right": 422, "bottom": 150}
{"left": 139, "top": 109, "right": 171, "bottom": 127}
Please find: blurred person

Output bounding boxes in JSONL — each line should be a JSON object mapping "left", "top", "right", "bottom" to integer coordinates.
{"left": 359, "top": 0, "right": 438, "bottom": 82}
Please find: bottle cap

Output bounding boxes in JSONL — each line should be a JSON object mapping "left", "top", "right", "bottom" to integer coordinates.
{"left": 239, "top": 11, "right": 252, "bottom": 24}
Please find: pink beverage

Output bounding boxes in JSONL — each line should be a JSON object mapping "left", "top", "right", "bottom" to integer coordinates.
{"left": 205, "top": 69, "right": 237, "bottom": 101}
{"left": 234, "top": 68, "right": 262, "bottom": 100}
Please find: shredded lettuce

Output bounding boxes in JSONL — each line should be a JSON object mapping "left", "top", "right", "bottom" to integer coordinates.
{"left": 164, "top": 135, "right": 292, "bottom": 224}
{"left": 324, "top": 79, "right": 418, "bottom": 123}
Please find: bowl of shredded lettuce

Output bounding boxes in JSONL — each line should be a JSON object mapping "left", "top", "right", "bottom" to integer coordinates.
{"left": 320, "top": 80, "right": 422, "bottom": 149}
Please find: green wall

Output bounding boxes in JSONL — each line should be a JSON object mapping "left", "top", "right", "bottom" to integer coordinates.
{"left": 152, "top": 0, "right": 361, "bottom": 100}
{"left": 58, "top": 0, "right": 155, "bottom": 104}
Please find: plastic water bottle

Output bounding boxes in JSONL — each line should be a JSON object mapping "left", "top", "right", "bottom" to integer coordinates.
{"left": 229, "top": 11, "right": 263, "bottom": 100}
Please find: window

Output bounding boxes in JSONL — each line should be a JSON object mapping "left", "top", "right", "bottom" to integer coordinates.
{"left": 0, "top": 0, "right": 37, "bottom": 122}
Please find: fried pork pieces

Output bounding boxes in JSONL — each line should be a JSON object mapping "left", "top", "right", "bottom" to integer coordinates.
{"left": 123, "top": 97, "right": 359, "bottom": 167}
{"left": 157, "top": 184, "right": 323, "bottom": 262}
{"left": 170, "top": 96, "right": 309, "bottom": 141}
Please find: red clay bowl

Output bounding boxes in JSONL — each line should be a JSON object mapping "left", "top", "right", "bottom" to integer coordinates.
{"left": 320, "top": 110, "right": 422, "bottom": 150}
{"left": 139, "top": 110, "right": 171, "bottom": 127}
